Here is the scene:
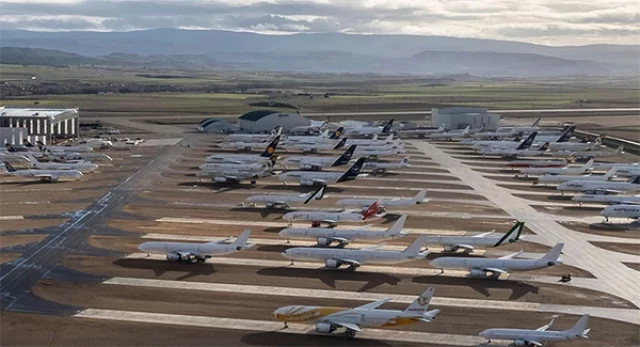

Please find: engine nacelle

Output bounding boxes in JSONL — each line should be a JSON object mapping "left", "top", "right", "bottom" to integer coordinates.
{"left": 166, "top": 253, "right": 182, "bottom": 262}
{"left": 513, "top": 339, "right": 527, "bottom": 346}
{"left": 300, "top": 179, "right": 314, "bottom": 186}
{"left": 469, "top": 269, "right": 487, "bottom": 277}
{"left": 317, "top": 237, "right": 331, "bottom": 247}
{"left": 443, "top": 245, "right": 457, "bottom": 252}
{"left": 325, "top": 259, "right": 340, "bottom": 268}
{"left": 315, "top": 322, "right": 336, "bottom": 333}
{"left": 214, "top": 177, "right": 228, "bottom": 183}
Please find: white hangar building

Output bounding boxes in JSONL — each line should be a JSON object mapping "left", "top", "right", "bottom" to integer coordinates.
{"left": 432, "top": 107, "right": 500, "bottom": 130}
{"left": 0, "top": 107, "right": 80, "bottom": 145}
{"left": 237, "top": 110, "right": 310, "bottom": 133}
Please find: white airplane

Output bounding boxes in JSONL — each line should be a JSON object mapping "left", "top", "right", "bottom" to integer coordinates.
{"left": 204, "top": 136, "right": 279, "bottom": 164}
{"left": 272, "top": 287, "right": 439, "bottom": 338}
{"left": 281, "top": 235, "right": 427, "bottom": 270}
{"left": 548, "top": 137, "right": 602, "bottom": 152}
{"left": 284, "top": 138, "right": 347, "bottom": 153}
{"left": 279, "top": 157, "right": 366, "bottom": 186}
{"left": 282, "top": 145, "right": 356, "bottom": 170}
{"left": 362, "top": 156, "right": 410, "bottom": 173}
{"left": 572, "top": 194, "right": 640, "bottom": 206}
{"left": 484, "top": 142, "right": 549, "bottom": 158}
{"left": 196, "top": 167, "right": 271, "bottom": 184}
{"left": 1, "top": 161, "right": 83, "bottom": 182}
{"left": 480, "top": 315, "right": 590, "bottom": 347}
{"left": 469, "top": 118, "right": 541, "bottom": 141}
{"left": 244, "top": 185, "right": 326, "bottom": 208}
{"left": 507, "top": 158, "right": 570, "bottom": 169}
{"left": 426, "top": 126, "right": 470, "bottom": 140}
{"left": 614, "top": 166, "right": 640, "bottom": 177}
{"left": 226, "top": 126, "right": 281, "bottom": 142}
{"left": 217, "top": 139, "right": 279, "bottom": 151}
{"left": 422, "top": 221, "right": 523, "bottom": 253}
{"left": 41, "top": 150, "right": 113, "bottom": 163}
{"left": 199, "top": 156, "right": 277, "bottom": 172}
{"left": 284, "top": 127, "right": 343, "bottom": 144}
{"left": 25, "top": 154, "right": 98, "bottom": 173}
{"left": 282, "top": 200, "right": 381, "bottom": 227}
{"left": 279, "top": 214, "right": 408, "bottom": 247}
{"left": 335, "top": 188, "right": 427, "bottom": 212}
{"left": 430, "top": 243, "right": 564, "bottom": 278}
{"left": 591, "top": 161, "right": 639, "bottom": 170}
{"left": 536, "top": 168, "right": 616, "bottom": 185}
{"left": 522, "top": 159, "right": 594, "bottom": 176}
{"left": 34, "top": 140, "right": 94, "bottom": 153}
{"left": 343, "top": 119, "right": 394, "bottom": 137}
{"left": 555, "top": 145, "right": 624, "bottom": 159}
{"left": 138, "top": 230, "right": 253, "bottom": 263}
{"left": 601, "top": 204, "right": 640, "bottom": 222}
{"left": 288, "top": 122, "right": 326, "bottom": 135}
{"left": 557, "top": 175, "right": 640, "bottom": 194}
{"left": 353, "top": 140, "right": 405, "bottom": 157}
{"left": 398, "top": 124, "right": 446, "bottom": 138}
{"left": 345, "top": 134, "right": 395, "bottom": 146}
{"left": 470, "top": 126, "right": 574, "bottom": 150}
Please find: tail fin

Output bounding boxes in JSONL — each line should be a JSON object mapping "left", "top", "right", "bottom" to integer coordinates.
{"left": 402, "top": 236, "right": 425, "bottom": 255}
{"left": 361, "top": 200, "right": 380, "bottom": 220}
{"left": 260, "top": 136, "right": 279, "bottom": 158}
{"left": 531, "top": 117, "right": 541, "bottom": 127}
{"left": 333, "top": 138, "right": 347, "bottom": 150}
{"left": 337, "top": 157, "right": 366, "bottom": 182}
{"left": 3, "top": 161, "right": 17, "bottom": 172}
{"left": 582, "top": 158, "right": 594, "bottom": 171}
{"left": 385, "top": 215, "right": 407, "bottom": 237}
{"left": 602, "top": 168, "right": 617, "bottom": 180}
{"left": 385, "top": 134, "right": 393, "bottom": 142}
{"left": 304, "top": 185, "right": 326, "bottom": 204}
{"left": 538, "top": 142, "right": 549, "bottom": 151}
{"left": 557, "top": 126, "right": 576, "bottom": 143}
{"left": 26, "top": 153, "right": 40, "bottom": 164}
{"left": 271, "top": 126, "right": 282, "bottom": 137}
{"left": 404, "top": 287, "right": 435, "bottom": 314}
{"left": 332, "top": 145, "right": 356, "bottom": 166}
{"left": 5, "top": 144, "right": 16, "bottom": 152}
{"left": 516, "top": 132, "right": 537, "bottom": 150}
{"left": 540, "top": 243, "right": 564, "bottom": 265}
{"left": 493, "top": 221, "right": 524, "bottom": 247}
{"left": 413, "top": 188, "right": 427, "bottom": 203}
{"left": 24, "top": 139, "right": 34, "bottom": 147}
{"left": 320, "top": 129, "right": 329, "bottom": 137}
{"left": 381, "top": 119, "right": 394, "bottom": 133}
{"left": 462, "top": 125, "right": 470, "bottom": 136}
{"left": 565, "top": 314, "right": 590, "bottom": 338}
{"left": 630, "top": 175, "right": 640, "bottom": 184}
{"left": 232, "top": 230, "right": 251, "bottom": 249}
{"left": 616, "top": 145, "right": 624, "bottom": 153}
{"left": 438, "top": 124, "right": 445, "bottom": 131}
{"left": 329, "top": 127, "right": 344, "bottom": 139}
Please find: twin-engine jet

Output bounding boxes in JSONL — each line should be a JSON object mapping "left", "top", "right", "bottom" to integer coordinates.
{"left": 243, "top": 185, "right": 326, "bottom": 208}
{"left": 1, "top": 161, "right": 83, "bottom": 183}
{"left": 479, "top": 314, "right": 590, "bottom": 346}
{"left": 282, "top": 145, "right": 355, "bottom": 170}
{"left": 422, "top": 221, "right": 524, "bottom": 253}
{"left": 279, "top": 157, "right": 366, "bottom": 186}
{"left": 335, "top": 189, "right": 427, "bottom": 212}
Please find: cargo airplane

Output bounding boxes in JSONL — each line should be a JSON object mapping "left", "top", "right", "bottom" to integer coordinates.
{"left": 479, "top": 314, "right": 590, "bottom": 346}
{"left": 243, "top": 185, "right": 326, "bottom": 208}
{"left": 138, "top": 230, "right": 252, "bottom": 263}
{"left": 422, "top": 221, "right": 524, "bottom": 253}
{"left": 1, "top": 161, "right": 83, "bottom": 182}
{"left": 279, "top": 157, "right": 366, "bottom": 186}
{"left": 335, "top": 188, "right": 427, "bottom": 212}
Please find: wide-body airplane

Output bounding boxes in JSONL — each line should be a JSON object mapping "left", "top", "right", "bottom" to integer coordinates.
{"left": 344, "top": 134, "right": 394, "bottom": 146}
{"left": 353, "top": 142, "right": 405, "bottom": 157}
{"left": 282, "top": 201, "right": 381, "bottom": 226}
{"left": 430, "top": 243, "right": 564, "bottom": 278}
{"left": 554, "top": 145, "right": 624, "bottom": 159}
{"left": 507, "top": 158, "right": 569, "bottom": 169}
{"left": 479, "top": 314, "right": 590, "bottom": 346}
{"left": 536, "top": 169, "right": 615, "bottom": 185}
{"left": 279, "top": 214, "right": 408, "bottom": 247}
{"left": 281, "top": 235, "right": 427, "bottom": 270}
{"left": 422, "top": 221, "right": 524, "bottom": 253}
{"left": 335, "top": 189, "right": 427, "bottom": 212}
{"left": 1, "top": 161, "right": 83, "bottom": 182}
{"left": 343, "top": 119, "right": 394, "bottom": 137}
{"left": 426, "top": 126, "right": 470, "bottom": 140}
{"left": 137, "top": 230, "right": 252, "bottom": 263}
{"left": 227, "top": 126, "right": 281, "bottom": 142}
{"left": 279, "top": 157, "right": 366, "bottom": 186}
{"left": 199, "top": 156, "right": 276, "bottom": 172}
{"left": 35, "top": 140, "right": 94, "bottom": 153}
{"left": 284, "top": 127, "right": 343, "bottom": 144}
{"left": 282, "top": 145, "right": 355, "bottom": 170}
{"left": 601, "top": 204, "right": 640, "bottom": 222}
{"left": 272, "top": 287, "right": 439, "bottom": 338}
{"left": 470, "top": 126, "right": 574, "bottom": 150}
{"left": 244, "top": 185, "right": 326, "bottom": 208}
{"left": 25, "top": 154, "right": 98, "bottom": 173}
{"left": 548, "top": 137, "right": 602, "bottom": 152}
{"left": 572, "top": 194, "right": 640, "bottom": 205}
{"left": 204, "top": 137, "right": 279, "bottom": 164}
{"left": 196, "top": 167, "right": 271, "bottom": 184}
{"left": 522, "top": 159, "right": 593, "bottom": 176}
{"left": 217, "top": 139, "right": 277, "bottom": 151}
{"left": 284, "top": 138, "right": 346, "bottom": 153}
{"left": 398, "top": 124, "right": 446, "bottom": 138}
{"left": 557, "top": 176, "right": 640, "bottom": 194}
{"left": 362, "top": 157, "right": 410, "bottom": 173}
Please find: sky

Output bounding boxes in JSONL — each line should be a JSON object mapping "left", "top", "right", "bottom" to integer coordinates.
{"left": 1, "top": 0, "right": 639, "bottom": 46}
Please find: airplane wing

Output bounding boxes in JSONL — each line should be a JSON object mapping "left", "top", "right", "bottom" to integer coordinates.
{"left": 322, "top": 319, "right": 363, "bottom": 332}
{"left": 335, "top": 258, "right": 360, "bottom": 267}
{"left": 312, "top": 179, "right": 328, "bottom": 185}
{"left": 455, "top": 244, "right": 474, "bottom": 252}
{"left": 329, "top": 237, "right": 350, "bottom": 244}
{"left": 360, "top": 243, "right": 385, "bottom": 251}
{"left": 522, "top": 340, "right": 543, "bottom": 347}
{"left": 536, "top": 316, "right": 556, "bottom": 331}
{"left": 354, "top": 298, "right": 392, "bottom": 310}
{"left": 482, "top": 267, "right": 507, "bottom": 274}
{"left": 472, "top": 230, "right": 495, "bottom": 238}
{"left": 499, "top": 250, "right": 523, "bottom": 259}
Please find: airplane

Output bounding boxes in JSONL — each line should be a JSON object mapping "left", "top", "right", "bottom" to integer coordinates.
{"left": 572, "top": 194, "right": 640, "bottom": 206}
{"left": 196, "top": 167, "right": 271, "bottom": 184}
{"left": 557, "top": 175, "right": 640, "bottom": 194}
{"left": 554, "top": 145, "right": 624, "bottom": 159}
{"left": 217, "top": 139, "right": 279, "bottom": 151}
{"left": 362, "top": 156, "right": 410, "bottom": 173}
{"left": 535, "top": 168, "right": 616, "bottom": 185}
{"left": 421, "top": 221, "right": 524, "bottom": 253}
{"left": 40, "top": 150, "right": 113, "bottom": 163}
{"left": 591, "top": 161, "right": 639, "bottom": 170}
{"left": 398, "top": 124, "right": 446, "bottom": 138}
{"left": 485, "top": 141, "right": 550, "bottom": 158}
{"left": 468, "top": 118, "right": 541, "bottom": 140}
{"left": 288, "top": 122, "right": 327, "bottom": 135}
{"left": 204, "top": 136, "right": 279, "bottom": 164}
{"left": 601, "top": 204, "right": 640, "bottom": 222}
{"left": 479, "top": 314, "right": 590, "bottom": 346}
{"left": 548, "top": 136, "right": 602, "bottom": 152}
{"left": 507, "top": 158, "right": 570, "bottom": 169}
{"left": 353, "top": 140, "right": 405, "bottom": 157}
{"left": 430, "top": 243, "right": 564, "bottom": 278}
{"left": 281, "top": 234, "right": 428, "bottom": 270}
{"left": 343, "top": 119, "right": 394, "bottom": 137}
{"left": 283, "top": 138, "right": 347, "bottom": 153}
{"left": 243, "top": 185, "right": 326, "bottom": 208}
{"left": 1, "top": 161, "right": 83, "bottom": 182}
{"left": 137, "top": 229, "right": 253, "bottom": 263}
{"left": 470, "top": 126, "right": 574, "bottom": 150}
{"left": 25, "top": 154, "right": 98, "bottom": 173}
{"left": 344, "top": 134, "right": 395, "bottom": 146}
{"left": 35, "top": 140, "right": 94, "bottom": 153}
{"left": 281, "top": 145, "right": 356, "bottom": 170}
{"left": 478, "top": 132, "right": 537, "bottom": 155}
{"left": 278, "top": 214, "right": 408, "bottom": 247}
{"left": 282, "top": 200, "right": 382, "bottom": 227}
{"left": 227, "top": 126, "right": 282, "bottom": 142}
{"left": 426, "top": 126, "right": 471, "bottom": 140}
{"left": 613, "top": 166, "right": 640, "bottom": 177}
{"left": 335, "top": 189, "right": 427, "bottom": 212}
{"left": 284, "top": 127, "right": 343, "bottom": 144}
{"left": 272, "top": 287, "right": 439, "bottom": 338}
{"left": 521, "top": 159, "right": 593, "bottom": 176}
{"left": 199, "top": 156, "right": 277, "bottom": 172}
{"left": 279, "top": 157, "right": 366, "bottom": 186}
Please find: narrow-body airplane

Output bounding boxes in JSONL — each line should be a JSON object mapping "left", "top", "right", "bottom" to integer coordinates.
{"left": 279, "top": 157, "right": 366, "bottom": 186}
{"left": 282, "top": 201, "right": 381, "bottom": 226}
{"left": 422, "top": 221, "right": 524, "bottom": 253}
{"left": 1, "top": 161, "right": 83, "bottom": 182}
{"left": 335, "top": 189, "right": 427, "bottom": 212}
{"left": 479, "top": 314, "right": 590, "bottom": 346}
{"left": 244, "top": 185, "right": 326, "bottom": 208}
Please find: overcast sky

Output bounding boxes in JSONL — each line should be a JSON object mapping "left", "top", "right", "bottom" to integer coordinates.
{"left": 1, "top": 0, "right": 639, "bottom": 46}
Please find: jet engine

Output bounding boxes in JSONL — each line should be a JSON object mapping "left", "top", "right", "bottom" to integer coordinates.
{"left": 300, "top": 179, "right": 314, "bottom": 186}
{"left": 513, "top": 339, "right": 528, "bottom": 346}
{"left": 317, "top": 237, "right": 332, "bottom": 247}
{"left": 214, "top": 177, "right": 229, "bottom": 183}
{"left": 443, "top": 245, "right": 458, "bottom": 252}
{"left": 315, "top": 322, "right": 336, "bottom": 333}
{"left": 325, "top": 259, "right": 340, "bottom": 268}
{"left": 166, "top": 253, "right": 182, "bottom": 262}
{"left": 469, "top": 269, "right": 487, "bottom": 277}
{"left": 300, "top": 163, "right": 321, "bottom": 171}
{"left": 41, "top": 175, "right": 59, "bottom": 183}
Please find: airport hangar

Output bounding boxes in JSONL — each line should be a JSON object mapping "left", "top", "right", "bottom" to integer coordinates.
{"left": 0, "top": 107, "right": 80, "bottom": 145}
{"left": 432, "top": 107, "right": 500, "bottom": 130}
{"left": 237, "top": 109, "right": 311, "bottom": 133}
{"left": 198, "top": 118, "right": 237, "bottom": 133}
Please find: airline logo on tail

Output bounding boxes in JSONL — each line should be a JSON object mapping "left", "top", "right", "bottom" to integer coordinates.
{"left": 333, "top": 145, "right": 357, "bottom": 167}
{"left": 3, "top": 161, "right": 17, "bottom": 172}
{"left": 493, "top": 221, "right": 524, "bottom": 247}
{"left": 260, "top": 136, "right": 280, "bottom": 158}
{"left": 382, "top": 119, "right": 394, "bottom": 133}
{"left": 329, "top": 127, "right": 344, "bottom": 139}
{"left": 362, "top": 201, "right": 380, "bottom": 220}
{"left": 333, "top": 138, "right": 347, "bottom": 150}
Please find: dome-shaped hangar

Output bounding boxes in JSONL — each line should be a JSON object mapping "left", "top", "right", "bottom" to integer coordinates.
{"left": 238, "top": 110, "right": 311, "bottom": 133}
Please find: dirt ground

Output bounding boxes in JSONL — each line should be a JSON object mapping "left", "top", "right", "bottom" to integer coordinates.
{"left": 0, "top": 218, "right": 68, "bottom": 233}
{"left": 590, "top": 242, "right": 640, "bottom": 256}
{"left": 0, "top": 234, "right": 47, "bottom": 248}
{"left": 0, "top": 252, "right": 21, "bottom": 264}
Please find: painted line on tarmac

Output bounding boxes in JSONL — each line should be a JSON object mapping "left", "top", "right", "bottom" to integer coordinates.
{"left": 0, "top": 215, "right": 24, "bottom": 221}
{"left": 75, "top": 308, "right": 489, "bottom": 346}
{"left": 0, "top": 188, "right": 73, "bottom": 192}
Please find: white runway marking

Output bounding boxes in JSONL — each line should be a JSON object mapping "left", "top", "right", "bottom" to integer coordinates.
{"left": 0, "top": 215, "right": 24, "bottom": 220}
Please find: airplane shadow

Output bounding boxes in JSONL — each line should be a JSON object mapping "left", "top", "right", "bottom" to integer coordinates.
{"left": 241, "top": 331, "right": 392, "bottom": 346}
{"left": 113, "top": 258, "right": 216, "bottom": 281}
{"left": 264, "top": 227, "right": 287, "bottom": 234}
{"left": 412, "top": 276, "right": 539, "bottom": 301}
{"left": 257, "top": 267, "right": 401, "bottom": 292}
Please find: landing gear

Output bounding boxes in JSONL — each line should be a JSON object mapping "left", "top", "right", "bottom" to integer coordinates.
{"left": 348, "top": 264, "right": 360, "bottom": 271}
{"left": 345, "top": 329, "right": 356, "bottom": 338}
{"left": 283, "top": 321, "right": 289, "bottom": 329}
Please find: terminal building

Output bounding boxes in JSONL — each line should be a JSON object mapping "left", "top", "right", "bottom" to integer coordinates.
{"left": 431, "top": 107, "right": 500, "bottom": 130}
{"left": 0, "top": 107, "right": 80, "bottom": 145}
{"left": 237, "top": 110, "right": 311, "bottom": 133}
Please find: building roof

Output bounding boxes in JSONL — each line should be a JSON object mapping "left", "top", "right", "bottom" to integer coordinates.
{"left": 0, "top": 107, "right": 78, "bottom": 121}
{"left": 239, "top": 110, "right": 278, "bottom": 122}
{"left": 436, "top": 107, "right": 488, "bottom": 115}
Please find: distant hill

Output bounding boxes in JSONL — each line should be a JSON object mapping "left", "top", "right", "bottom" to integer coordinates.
{"left": 1, "top": 29, "right": 638, "bottom": 77}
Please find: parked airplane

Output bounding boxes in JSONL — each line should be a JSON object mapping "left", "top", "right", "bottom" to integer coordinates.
{"left": 548, "top": 136, "right": 602, "bottom": 152}
{"left": 470, "top": 126, "right": 574, "bottom": 150}
{"left": 522, "top": 159, "right": 593, "bottom": 176}
{"left": 478, "top": 132, "right": 537, "bottom": 156}
{"left": 508, "top": 158, "right": 569, "bottom": 169}
{"left": 555, "top": 145, "right": 624, "bottom": 159}
{"left": 272, "top": 287, "right": 439, "bottom": 337}
{"left": 430, "top": 243, "right": 564, "bottom": 278}
{"left": 557, "top": 176, "right": 640, "bottom": 194}
{"left": 35, "top": 140, "right": 94, "bottom": 153}
{"left": 41, "top": 150, "right": 113, "bottom": 163}
{"left": 217, "top": 139, "right": 278, "bottom": 151}
{"left": 469, "top": 118, "right": 541, "bottom": 140}
{"left": 282, "top": 145, "right": 356, "bottom": 170}
{"left": 279, "top": 157, "right": 366, "bottom": 186}
{"left": 281, "top": 235, "right": 427, "bottom": 270}
{"left": 343, "top": 119, "right": 394, "bottom": 137}
{"left": 591, "top": 161, "right": 639, "bottom": 170}
{"left": 199, "top": 156, "right": 277, "bottom": 172}
{"left": 284, "top": 138, "right": 346, "bottom": 153}
{"left": 284, "top": 127, "right": 343, "bottom": 144}
{"left": 335, "top": 189, "right": 427, "bottom": 212}
{"left": 422, "top": 221, "right": 524, "bottom": 253}
{"left": 353, "top": 140, "right": 405, "bottom": 157}
{"left": 227, "top": 126, "right": 281, "bottom": 142}
{"left": 204, "top": 136, "right": 279, "bottom": 164}
{"left": 1, "top": 161, "right": 83, "bottom": 182}
{"left": 282, "top": 200, "right": 381, "bottom": 227}
{"left": 572, "top": 194, "right": 640, "bottom": 206}
{"left": 614, "top": 166, "right": 640, "bottom": 177}
{"left": 25, "top": 154, "right": 98, "bottom": 173}
{"left": 196, "top": 167, "right": 271, "bottom": 184}
{"left": 601, "top": 204, "right": 640, "bottom": 222}
{"left": 485, "top": 142, "right": 549, "bottom": 158}
{"left": 479, "top": 314, "right": 590, "bottom": 346}
{"left": 535, "top": 168, "right": 616, "bottom": 185}
{"left": 363, "top": 157, "right": 410, "bottom": 173}
{"left": 244, "top": 185, "right": 326, "bottom": 208}
{"left": 279, "top": 214, "right": 408, "bottom": 247}
{"left": 397, "top": 124, "right": 446, "bottom": 138}
{"left": 138, "top": 230, "right": 253, "bottom": 263}
{"left": 427, "top": 126, "right": 471, "bottom": 140}
{"left": 345, "top": 134, "right": 395, "bottom": 146}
